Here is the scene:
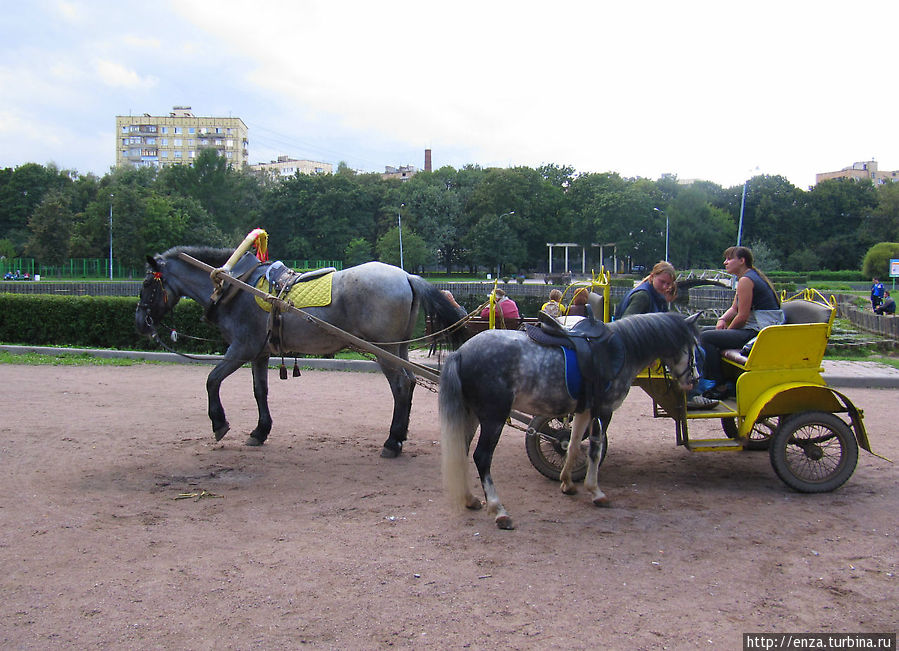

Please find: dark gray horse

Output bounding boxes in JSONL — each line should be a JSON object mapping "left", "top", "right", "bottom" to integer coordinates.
{"left": 136, "top": 246, "right": 466, "bottom": 456}
{"left": 440, "top": 311, "right": 701, "bottom": 529}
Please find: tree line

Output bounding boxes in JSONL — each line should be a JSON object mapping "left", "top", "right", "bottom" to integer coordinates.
{"left": 2, "top": 149, "right": 898, "bottom": 276}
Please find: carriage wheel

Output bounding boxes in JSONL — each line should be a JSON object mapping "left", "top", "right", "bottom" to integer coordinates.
{"left": 721, "top": 416, "right": 779, "bottom": 451}
{"left": 525, "top": 416, "right": 605, "bottom": 482}
{"left": 769, "top": 411, "right": 858, "bottom": 493}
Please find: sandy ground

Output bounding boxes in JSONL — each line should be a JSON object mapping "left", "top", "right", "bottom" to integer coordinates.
{"left": 0, "top": 363, "right": 896, "bottom": 649}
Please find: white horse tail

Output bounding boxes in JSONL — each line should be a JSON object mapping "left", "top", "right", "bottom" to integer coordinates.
{"left": 439, "top": 352, "right": 476, "bottom": 510}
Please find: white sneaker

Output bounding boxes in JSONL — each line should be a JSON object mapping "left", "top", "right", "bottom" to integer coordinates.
{"left": 687, "top": 395, "right": 719, "bottom": 410}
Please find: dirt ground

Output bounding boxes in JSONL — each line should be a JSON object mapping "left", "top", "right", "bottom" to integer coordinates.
{"left": 0, "top": 362, "right": 896, "bottom": 649}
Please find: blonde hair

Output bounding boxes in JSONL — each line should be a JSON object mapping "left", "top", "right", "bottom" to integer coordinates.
{"left": 549, "top": 289, "right": 562, "bottom": 301}
{"left": 642, "top": 260, "right": 677, "bottom": 301}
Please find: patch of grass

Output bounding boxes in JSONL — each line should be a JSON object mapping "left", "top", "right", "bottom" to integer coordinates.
{"left": 0, "top": 350, "right": 150, "bottom": 366}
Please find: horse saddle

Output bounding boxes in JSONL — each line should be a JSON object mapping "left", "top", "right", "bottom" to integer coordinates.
{"left": 264, "top": 261, "right": 336, "bottom": 298}
{"left": 526, "top": 306, "right": 625, "bottom": 412}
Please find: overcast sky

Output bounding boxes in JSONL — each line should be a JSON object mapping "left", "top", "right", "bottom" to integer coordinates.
{"left": 1, "top": 0, "right": 896, "bottom": 189}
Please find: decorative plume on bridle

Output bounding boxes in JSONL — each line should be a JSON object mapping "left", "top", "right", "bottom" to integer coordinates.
{"left": 252, "top": 229, "right": 268, "bottom": 262}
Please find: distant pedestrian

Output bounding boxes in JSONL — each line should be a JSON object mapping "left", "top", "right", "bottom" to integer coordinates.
{"left": 874, "top": 290, "right": 895, "bottom": 315}
{"left": 871, "top": 277, "right": 885, "bottom": 310}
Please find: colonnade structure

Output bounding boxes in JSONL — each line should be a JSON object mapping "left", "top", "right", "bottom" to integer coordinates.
{"left": 546, "top": 242, "right": 617, "bottom": 274}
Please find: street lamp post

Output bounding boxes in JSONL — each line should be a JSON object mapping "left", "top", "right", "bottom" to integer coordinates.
{"left": 109, "top": 194, "right": 114, "bottom": 280}
{"left": 497, "top": 211, "right": 515, "bottom": 278}
{"left": 737, "top": 167, "right": 759, "bottom": 247}
{"left": 397, "top": 203, "right": 405, "bottom": 270}
{"left": 653, "top": 207, "right": 669, "bottom": 262}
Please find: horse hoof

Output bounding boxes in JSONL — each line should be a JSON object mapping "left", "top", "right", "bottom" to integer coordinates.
{"left": 465, "top": 497, "right": 483, "bottom": 511}
{"left": 380, "top": 444, "right": 402, "bottom": 458}
{"left": 561, "top": 483, "right": 578, "bottom": 496}
{"left": 245, "top": 436, "right": 264, "bottom": 447}
{"left": 495, "top": 515, "right": 515, "bottom": 530}
{"left": 213, "top": 424, "right": 230, "bottom": 441}
{"left": 593, "top": 496, "right": 611, "bottom": 508}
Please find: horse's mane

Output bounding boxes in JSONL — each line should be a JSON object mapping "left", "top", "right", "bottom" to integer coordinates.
{"left": 159, "top": 245, "right": 234, "bottom": 268}
{"left": 608, "top": 311, "right": 693, "bottom": 358}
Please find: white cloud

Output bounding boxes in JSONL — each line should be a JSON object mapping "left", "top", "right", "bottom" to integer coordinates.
{"left": 93, "top": 59, "right": 158, "bottom": 89}
{"left": 2, "top": 0, "right": 899, "bottom": 185}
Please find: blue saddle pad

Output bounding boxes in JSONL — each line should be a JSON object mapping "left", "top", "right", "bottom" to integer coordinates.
{"left": 563, "top": 346, "right": 582, "bottom": 401}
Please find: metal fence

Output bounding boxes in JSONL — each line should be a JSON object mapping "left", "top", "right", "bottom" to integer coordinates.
{"left": 1, "top": 257, "right": 342, "bottom": 281}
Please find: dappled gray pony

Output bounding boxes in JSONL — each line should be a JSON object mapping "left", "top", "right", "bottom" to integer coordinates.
{"left": 136, "top": 246, "right": 465, "bottom": 456}
{"left": 440, "top": 311, "right": 701, "bottom": 529}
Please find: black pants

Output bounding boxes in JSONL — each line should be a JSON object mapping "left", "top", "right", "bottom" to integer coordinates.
{"left": 700, "top": 327, "right": 756, "bottom": 386}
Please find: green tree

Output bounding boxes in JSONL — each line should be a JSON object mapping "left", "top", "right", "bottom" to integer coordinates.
{"left": 667, "top": 185, "right": 735, "bottom": 269}
{"left": 806, "top": 179, "right": 878, "bottom": 269}
{"left": 467, "top": 213, "right": 526, "bottom": 278}
{"left": 26, "top": 191, "right": 73, "bottom": 266}
{"left": 345, "top": 237, "right": 372, "bottom": 266}
{"left": 376, "top": 226, "right": 429, "bottom": 270}
{"left": 869, "top": 181, "right": 899, "bottom": 242}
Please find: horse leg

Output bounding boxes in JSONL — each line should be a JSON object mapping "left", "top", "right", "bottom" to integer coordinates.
{"left": 206, "top": 354, "right": 247, "bottom": 441}
{"left": 584, "top": 410, "right": 612, "bottom": 507}
{"left": 560, "top": 411, "right": 592, "bottom": 495}
{"left": 379, "top": 363, "right": 415, "bottom": 458}
{"left": 246, "top": 355, "right": 273, "bottom": 446}
{"left": 472, "top": 418, "right": 514, "bottom": 530}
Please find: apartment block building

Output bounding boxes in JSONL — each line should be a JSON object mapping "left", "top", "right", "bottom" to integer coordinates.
{"left": 251, "top": 155, "right": 333, "bottom": 179}
{"left": 115, "top": 106, "right": 249, "bottom": 169}
{"left": 815, "top": 160, "right": 899, "bottom": 185}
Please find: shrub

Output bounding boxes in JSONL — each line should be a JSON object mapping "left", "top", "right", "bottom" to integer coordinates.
{"left": 862, "top": 242, "right": 899, "bottom": 279}
{"left": 0, "top": 294, "right": 223, "bottom": 354}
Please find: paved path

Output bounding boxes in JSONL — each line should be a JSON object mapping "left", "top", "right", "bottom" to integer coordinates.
{"left": 3, "top": 345, "right": 899, "bottom": 389}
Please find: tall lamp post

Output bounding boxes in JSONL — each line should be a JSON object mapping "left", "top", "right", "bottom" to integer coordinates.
{"left": 737, "top": 167, "right": 759, "bottom": 247}
{"left": 397, "top": 202, "right": 405, "bottom": 270}
{"left": 653, "top": 207, "right": 669, "bottom": 262}
{"left": 108, "top": 194, "right": 114, "bottom": 280}
{"left": 497, "top": 211, "right": 515, "bottom": 278}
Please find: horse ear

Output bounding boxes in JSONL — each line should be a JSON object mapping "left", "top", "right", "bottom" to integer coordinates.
{"left": 146, "top": 255, "right": 159, "bottom": 271}
{"left": 684, "top": 312, "right": 701, "bottom": 325}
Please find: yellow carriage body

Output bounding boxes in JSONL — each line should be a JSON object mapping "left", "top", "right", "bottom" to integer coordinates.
{"left": 637, "top": 290, "right": 871, "bottom": 455}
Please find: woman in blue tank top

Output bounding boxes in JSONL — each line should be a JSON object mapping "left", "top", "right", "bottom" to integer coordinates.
{"left": 700, "top": 246, "right": 784, "bottom": 400}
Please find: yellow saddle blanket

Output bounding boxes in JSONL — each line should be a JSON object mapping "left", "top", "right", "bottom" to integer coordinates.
{"left": 254, "top": 272, "right": 334, "bottom": 312}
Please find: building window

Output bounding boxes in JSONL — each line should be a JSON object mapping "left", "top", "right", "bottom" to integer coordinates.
{"left": 226, "top": 151, "right": 233, "bottom": 158}
{"left": 189, "top": 150, "right": 196, "bottom": 158}
{"left": 174, "top": 138, "right": 182, "bottom": 146}
{"left": 146, "top": 138, "right": 155, "bottom": 145}
{"left": 174, "top": 127, "right": 182, "bottom": 134}
{"left": 188, "top": 139, "right": 194, "bottom": 146}
{"left": 161, "top": 127, "right": 168, "bottom": 134}
{"left": 161, "top": 138, "right": 168, "bottom": 146}
{"left": 174, "top": 151, "right": 182, "bottom": 159}
{"left": 226, "top": 139, "right": 234, "bottom": 147}
{"left": 161, "top": 150, "right": 168, "bottom": 158}
{"left": 188, "top": 127, "right": 195, "bottom": 134}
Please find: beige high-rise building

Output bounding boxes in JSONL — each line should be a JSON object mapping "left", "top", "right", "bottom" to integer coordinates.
{"left": 815, "top": 160, "right": 899, "bottom": 185}
{"left": 115, "top": 106, "right": 249, "bottom": 169}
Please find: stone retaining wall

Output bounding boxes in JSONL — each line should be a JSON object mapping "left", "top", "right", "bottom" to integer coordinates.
{"left": 836, "top": 300, "right": 899, "bottom": 341}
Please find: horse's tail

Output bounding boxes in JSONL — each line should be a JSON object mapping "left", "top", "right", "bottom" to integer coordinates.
{"left": 407, "top": 275, "right": 468, "bottom": 350}
{"left": 439, "top": 352, "right": 476, "bottom": 510}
